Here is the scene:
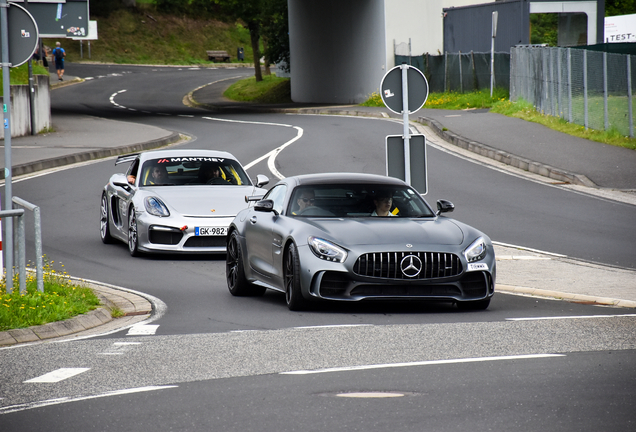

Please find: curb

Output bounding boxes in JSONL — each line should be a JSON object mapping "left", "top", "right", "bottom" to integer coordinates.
{"left": 0, "top": 281, "right": 153, "bottom": 347}
{"left": 9, "top": 132, "right": 184, "bottom": 178}
{"left": 496, "top": 284, "right": 636, "bottom": 309}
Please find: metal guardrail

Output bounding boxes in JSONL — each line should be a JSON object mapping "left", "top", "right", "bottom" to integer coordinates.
{"left": 0, "top": 197, "right": 43, "bottom": 294}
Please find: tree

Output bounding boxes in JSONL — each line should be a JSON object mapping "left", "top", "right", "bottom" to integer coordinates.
{"left": 214, "top": 0, "right": 264, "bottom": 81}
{"left": 605, "top": 0, "right": 636, "bottom": 16}
{"left": 261, "top": 0, "right": 290, "bottom": 73}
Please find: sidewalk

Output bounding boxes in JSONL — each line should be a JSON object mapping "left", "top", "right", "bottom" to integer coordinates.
{"left": 2, "top": 75, "right": 635, "bottom": 346}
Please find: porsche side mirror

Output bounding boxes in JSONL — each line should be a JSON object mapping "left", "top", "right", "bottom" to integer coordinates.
{"left": 112, "top": 173, "right": 133, "bottom": 192}
{"left": 436, "top": 199, "right": 455, "bottom": 215}
{"left": 254, "top": 199, "right": 277, "bottom": 214}
{"left": 255, "top": 174, "right": 270, "bottom": 188}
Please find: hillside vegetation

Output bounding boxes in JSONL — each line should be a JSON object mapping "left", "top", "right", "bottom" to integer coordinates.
{"left": 43, "top": 8, "right": 255, "bottom": 65}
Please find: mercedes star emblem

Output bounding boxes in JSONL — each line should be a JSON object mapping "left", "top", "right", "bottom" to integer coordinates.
{"left": 400, "top": 255, "right": 423, "bottom": 278}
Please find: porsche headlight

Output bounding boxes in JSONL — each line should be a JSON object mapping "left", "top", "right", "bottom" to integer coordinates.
{"left": 464, "top": 237, "right": 487, "bottom": 262}
{"left": 144, "top": 197, "right": 170, "bottom": 217}
{"left": 308, "top": 236, "right": 347, "bottom": 263}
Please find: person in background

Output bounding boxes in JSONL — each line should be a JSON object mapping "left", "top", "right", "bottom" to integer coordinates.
{"left": 52, "top": 42, "right": 66, "bottom": 81}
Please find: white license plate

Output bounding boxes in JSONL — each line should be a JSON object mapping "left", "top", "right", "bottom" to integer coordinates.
{"left": 195, "top": 226, "right": 227, "bottom": 236}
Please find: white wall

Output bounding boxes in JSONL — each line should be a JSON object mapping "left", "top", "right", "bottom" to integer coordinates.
{"left": 384, "top": 0, "right": 492, "bottom": 69}
{"left": 0, "top": 75, "right": 51, "bottom": 138}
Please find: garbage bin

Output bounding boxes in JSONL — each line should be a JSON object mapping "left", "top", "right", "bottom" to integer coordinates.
{"left": 237, "top": 47, "right": 244, "bottom": 61}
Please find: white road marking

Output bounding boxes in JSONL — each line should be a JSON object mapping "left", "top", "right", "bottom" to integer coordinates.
{"left": 492, "top": 241, "right": 567, "bottom": 258}
{"left": 0, "top": 386, "right": 178, "bottom": 415}
{"left": 24, "top": 368, "right": 90, "bottom": 383}
{"left": 507, "top": 314, "right": 636, "bottom": 321}
{"left": 127, "top": 324, "right": 159, "bottom": 335}
{"left": 281, "top": 354, "right": 565, "bottom": 375}
{"left": 337, "top": 392, "right": 404, "bottom": 398}
{"left": 202, "top": 116, "right": 304, "bottom": 179}
{"left": 293, "top": 324, "right": 372, "bottom": 330}
{"left": 99, "top": 342, "right": 142, "bottom": 355}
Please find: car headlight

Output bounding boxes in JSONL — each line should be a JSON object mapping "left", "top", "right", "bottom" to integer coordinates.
{"left": 144, "top": 196, "right": 170, "bottom": 217}
{"left": 308, "top": 236, "right": 347, "bottom": 263}
{"left": 464, "top": 237, "right": 487, "bottom": 262}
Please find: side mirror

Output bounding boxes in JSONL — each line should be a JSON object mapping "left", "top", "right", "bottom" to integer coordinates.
{"left": 436, "top": 199, "right": 455, "bottom": 215}
{"left": 111, "top": 173, "right": 133, "bottom": 192}
{"left": 254, "top": 199, "right": 277, "bottom": 214}
{"left": 255, "top": 174, "right": 269, "bottom": 188}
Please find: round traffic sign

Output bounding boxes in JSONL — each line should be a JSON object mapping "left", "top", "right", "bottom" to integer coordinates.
{"left": 0, "top": 3, "right": 39, "bottom": 68}
{"left": 380, "top": 65, "right": 429, "bottom": 115}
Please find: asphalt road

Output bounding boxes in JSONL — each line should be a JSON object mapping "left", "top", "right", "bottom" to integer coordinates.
{"left": 1, "top": 64, "right": 634, "bottom": 431}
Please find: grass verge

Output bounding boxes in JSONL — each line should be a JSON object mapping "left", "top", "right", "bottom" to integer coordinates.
{"left": 223, "top": 75, "right": 291, "bottom": 103}
{"left": 361, "top": 88, "right": 636, "bottom": 151}
{"left": 0, "top": 63, "right": 50, "bottom": 97}
{"left": 0, "top": 259, "right": 101, "bottom": 331}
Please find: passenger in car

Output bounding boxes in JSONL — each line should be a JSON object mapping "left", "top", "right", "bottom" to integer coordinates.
{"left": 292, "top": 189, "right": 315, "bottom": 215}
{"left": 371, "top": 192, "right": 396, "bottom": 217}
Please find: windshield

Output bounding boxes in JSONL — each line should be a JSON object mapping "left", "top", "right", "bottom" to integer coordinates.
{"left": 288, "top": 184, "right": 435, "bottom": 218}
{"left": 139, "top": 157, "right": 251, "bottom": 187}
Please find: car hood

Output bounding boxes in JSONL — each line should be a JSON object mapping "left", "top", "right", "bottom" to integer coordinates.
{"left": 143, "top": 186, "right": 262, "bottom": 217}
{"left": 304, "top": 218, "right": 465, "bottom": 247}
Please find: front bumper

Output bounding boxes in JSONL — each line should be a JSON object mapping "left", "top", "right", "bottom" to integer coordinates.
{"left": 136, "top": 213, "right": 233, "bottom": 254}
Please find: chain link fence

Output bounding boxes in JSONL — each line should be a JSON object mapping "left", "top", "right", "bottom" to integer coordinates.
{"left": 511, "top": 46, "right": 635, "bottom": 137}
{"left": 395, "top": 52, "right": 510, "bottom": 93}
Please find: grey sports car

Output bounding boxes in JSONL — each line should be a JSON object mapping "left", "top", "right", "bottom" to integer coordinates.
{"left": 226, "top": 173, "right": 495, "bottom": 311}
{"left": 100, "top": 149, "right": 269, "bottom": 255}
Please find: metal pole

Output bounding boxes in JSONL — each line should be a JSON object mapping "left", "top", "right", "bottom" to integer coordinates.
{"left": 1, "top": 0, "right": 14, "bottom": 292}
{"left": 459, "top": 51, "right": 463, "bottom": 93}
{"left": 17, "top": 210, "right": 25, "bottom": 293}
{"left": 491, "top": 11, "right": 498, "bottom": 97}
{"left": 401, "top": 64, "right": 411, "bottom": 185}
{"left": 603, "top": 52, "right": 609, "bottom": 131}
{"left": 584, "top": 50, "right": 588, "bottom": 129}
{"left": 24, "top": 0, "right": 35, "bottom": 135}
{"left": 568, "top": 48, "right": 573, "bottom": 123}
{"left": 13, "top": 196, "right": 43, "bottom": 292}
{"left": 628, "top": 56, "right": 633, "bottom": 138}
{"left": 80, "top": 40, "right": 83, "bottom": 59}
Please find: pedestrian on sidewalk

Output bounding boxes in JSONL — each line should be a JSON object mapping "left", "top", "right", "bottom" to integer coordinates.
{"left": 52, "top": 42, "right": 66, "bottom": 81}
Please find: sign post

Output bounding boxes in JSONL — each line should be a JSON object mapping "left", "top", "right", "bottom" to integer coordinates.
{"left": 0, "top": 0, "right": 39, "bottom": 292}
{"left": 380, "top": 64, "right": 429, "bottom": 193}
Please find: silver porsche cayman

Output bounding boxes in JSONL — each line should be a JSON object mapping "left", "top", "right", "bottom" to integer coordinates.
{"left": 100, "top": 149, "right": 269, "bottom": 255}
{"left": 226, "top": 173, "right": 495, "bottom": 310}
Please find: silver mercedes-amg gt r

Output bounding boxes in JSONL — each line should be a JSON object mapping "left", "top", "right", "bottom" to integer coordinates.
{"left": 100, "top": 149, "right": 269, "bottom": 256}
{"left": 226, "top": 173, "right": 496, "bottom": 311}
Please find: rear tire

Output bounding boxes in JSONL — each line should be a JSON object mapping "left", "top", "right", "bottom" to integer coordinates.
{"left": 100, "top": 193, "right": 114, "bottom": 244}
{"left": 128, "top": 207, "right": 140, "bottom": 257}
{"left": 226, "top": 231, "right": 265, "bottom": 296}
{"left": 456, "top": 298, "right": 491, "bottom": 311}
{"left": 284, "top": 243, "right": 309, "bottom": 311}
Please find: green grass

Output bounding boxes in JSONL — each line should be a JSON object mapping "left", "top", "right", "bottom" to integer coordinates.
{"left": 491, "top": 98, "right": 636, "bottom": 150}
{"left": 0, "top": 259, "right": 101, "bottom": 331}
{"left": 42, "top": 9, "right": 255, "bottom": 65}
{"left": 223, "top": 75, "right": 291, "bottom": 103}
{"left": 0, "top": 63, "right": 50, "bottom": 96}
{"left": 360, "top": 88, "right": 635, "bottom": 151}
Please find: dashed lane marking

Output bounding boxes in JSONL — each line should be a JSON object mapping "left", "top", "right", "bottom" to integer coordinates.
{"left": 24, "top": 368, "right": 90, "bottom": 383}
{"left": 127, "top": 324, "right": 159, "bottom": 336}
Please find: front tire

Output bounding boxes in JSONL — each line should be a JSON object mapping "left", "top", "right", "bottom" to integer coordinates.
{"left": 100, "top": 193, "right": 114, "bottom": 244}
{"left": 284, "top": 243, "right": 309, "bottom": 311}
{"left": 226, "top": 231, "right": 265, "bottom": 296}
{"left": 128, "top": 207, "right": 140, "bottom": 257}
